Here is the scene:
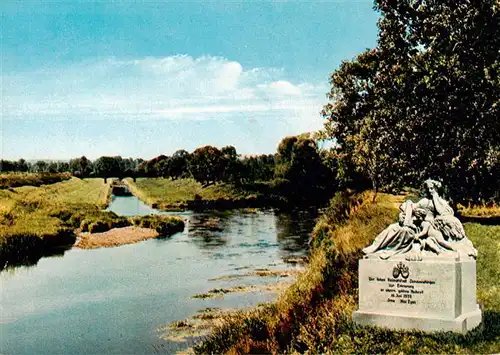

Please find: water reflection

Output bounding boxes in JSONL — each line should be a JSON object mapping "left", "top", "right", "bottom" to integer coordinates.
{"left": 1, "top": 239, "right": 74, "bottom": 272}
{"left": 181, "top": 208, "right": 314, "bottom": 261}
{"left": 275, "top": 209, "right": 319, "bottom": 255}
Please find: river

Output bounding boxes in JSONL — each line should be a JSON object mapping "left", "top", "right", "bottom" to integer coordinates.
{"left": 0, "top": 195, "right": 317, "bottom": 354}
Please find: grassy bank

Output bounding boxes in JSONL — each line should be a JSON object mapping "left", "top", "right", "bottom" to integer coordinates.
{"left": 0, "top": 172, "right": 72, "bottom": 189}
{"left": 0, "top": 177, "right": 112, "bottom": 268}
{"left": 194, "top": 191, "right": 500, "bottom": 354}
{"left": 0, "top": 177, "right": 187, "bottom": 268}
{"left": 125, "top": 178, "right": 269, "bottom": 210}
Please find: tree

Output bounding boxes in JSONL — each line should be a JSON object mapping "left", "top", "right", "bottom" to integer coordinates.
{"left": 274, "top": 135, "right": 335, "bottom": 204}
{"left": 240, "top": 154, "right": 276, "bottom": 182}
{"left": 189, "top": 146, "right": 223, "bottom": 186}
{"left": 220, "top": 146, "right": 241, "bottom": 183}
{"left": 47, "top": 161, "right": 58, "bottom": 173}
{"left": 57, "top": 161, "right": 70, "bottom": 173}
{"left": 69, "top": 156, "right": 92, "bottom": 177}
{"left": 156, "top": 158, "right": 171, "bottom": 178}
{"left": 34, "top": 160, "right": 48, "bottom": 173}
{"left": 0, "top": 160, "right": 16, "bottom": 172}
{"left": 17, "top": 159, "right": 29, "bottom": 172}
{"left": 322, "top": 0, "right": 500, "bottom": 202}
{"left": 93, "top": 156, "right": 124, "bottom": 178}
{"left": 170, "top": 150, "right": 190, "bottom": 180}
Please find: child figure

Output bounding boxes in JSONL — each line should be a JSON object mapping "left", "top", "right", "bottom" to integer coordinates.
{"left": 413, "top": 208, "right": 456, "bottom": 255}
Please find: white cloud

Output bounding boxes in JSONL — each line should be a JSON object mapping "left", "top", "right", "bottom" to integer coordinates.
{"left": 2, "top": 55, "right": 327, "bottom": 121}
{"left": 258, "top": 80, "right": 302, "bottom": 97}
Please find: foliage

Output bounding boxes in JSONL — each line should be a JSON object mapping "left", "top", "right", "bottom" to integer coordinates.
{"left": 93, "top": 156, "right": 124, "bottom": 178}
{"left": 188, "top": 145, "right": 224, "bottom": 186}
{"left": 274, "top": 135, "right": 336, "bottom": 204}
{"left": 169, "top": 149, "right": 190, "bottom": 180}
{"left": 69, "top": 156, "right": 92, "bottom": 176}
{"left": 322, "top": 0, "right": 500, "bottom": 203}
{"left": 0, "top": 159, "right": 29, "bottom": 172}
{"left": 240, "top": 154, "right": 276, "bottom": 182}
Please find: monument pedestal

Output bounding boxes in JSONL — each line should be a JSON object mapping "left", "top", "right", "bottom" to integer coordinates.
{"left": 352, "top": 258, "right": 482, "bottom": 334}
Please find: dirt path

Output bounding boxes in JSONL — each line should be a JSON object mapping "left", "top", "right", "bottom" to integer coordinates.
{"left": 76, "top": 226, "right": 159, "bottom": 249}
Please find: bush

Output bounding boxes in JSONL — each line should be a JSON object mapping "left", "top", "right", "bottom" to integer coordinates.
{"left": 88, "top": 221, "right": 108, "bottom": 233}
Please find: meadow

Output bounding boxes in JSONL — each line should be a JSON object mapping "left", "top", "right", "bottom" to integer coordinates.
{"left": 194, "top": 192, "right": 500, "bottom": 354}
{"left": 0, "top": 177, "right": 111, "bottom": 238}
{"left": 125, "top": 178, "right": 262, "bottom": 210}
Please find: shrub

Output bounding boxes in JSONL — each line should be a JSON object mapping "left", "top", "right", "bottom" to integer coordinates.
{"left": 88, "top": 221, "right": 108, "bottom": 233}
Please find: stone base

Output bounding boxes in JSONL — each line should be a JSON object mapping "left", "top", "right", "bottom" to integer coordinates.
{"left": 353, "top": 258, "right": 482, "bottom": 334}
{"left": 353, "top": 308, "right": 482, "bottom": 334}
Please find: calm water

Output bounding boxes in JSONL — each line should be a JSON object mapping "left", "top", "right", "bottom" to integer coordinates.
{"left": 0, "top": 196, "right": 316, "bottom": 354}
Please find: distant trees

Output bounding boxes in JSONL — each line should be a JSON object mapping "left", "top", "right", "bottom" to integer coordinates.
{"left": 1, "top": 136, "right": 339, "bottom": 206}
{"left": 169, "top": 150, "right": 190, "bottom": 180}
{"left": 322, "top": 0, "right": 500, "bottom": 202}
{"left": 189, "top": 146, "right": 224, "bottom": 186}
{"left": 34, "top": 161, "right": 48, "bottom": 173}
{"left": 240, "top": 154, "right": 275, "bottom": 182}
{"left": 0, "top": 160, "right": 23, "bottom": 172}
{"left": 273, "top": 135, "right": 335, "bottom": 204}
{"left": 69, "top": 156, "right": 92, "bottom": 177}
{"left": 93, "top": 156, "right": 124, "bottom": 178}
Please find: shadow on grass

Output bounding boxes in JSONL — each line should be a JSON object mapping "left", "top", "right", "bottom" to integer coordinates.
{"left": 458, "top": 215, "right": 500, "bottom": 225}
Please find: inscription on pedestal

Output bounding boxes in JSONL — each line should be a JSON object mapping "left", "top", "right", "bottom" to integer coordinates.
{"left": 367, "top": 274, "right": 434, "bottom": 306}
{"left": 354, "top": 258, "right": 482, "bottom": 333}
{"left": 358, "top": 259, "right": 458, "bottom": 319}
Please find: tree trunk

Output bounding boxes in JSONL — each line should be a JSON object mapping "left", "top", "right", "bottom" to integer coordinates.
{"left": 372, "top": 178, "right": 378, "bottom": 203}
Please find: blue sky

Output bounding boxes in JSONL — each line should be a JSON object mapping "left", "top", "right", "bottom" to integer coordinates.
{"left": 1, "top": 0, "right": 379, "bottom": 160}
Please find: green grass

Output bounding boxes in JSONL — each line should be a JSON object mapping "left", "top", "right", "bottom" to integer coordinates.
{"left": 194, "top": 191, "right": 500, "bottom": 354}
{"left": 128, "top": 215, "right": 185, "bottom": 236}
{"left": 0, "top": 177, "right": 112, "bottom": 239}
{"left": 465, "top": 223, "right": 500, "bottom": 313}
{"left": 0, "top": 172, "right": 72, "bottom": 189}
{"left": 125, "top": 178, "right": 254, "bottom": 209}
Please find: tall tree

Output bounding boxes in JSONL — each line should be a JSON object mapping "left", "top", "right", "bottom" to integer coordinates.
{"left": 93, "top": 156, "right": 123, "bottom": 178}
{"left": 189, "top": 146, "right": 223, "bottom": 186}
{"left": 170, "top": 150, "right": 190, "bottom": 180}
{"left": 322, "top": 0, "right": 499, "bottom": 202}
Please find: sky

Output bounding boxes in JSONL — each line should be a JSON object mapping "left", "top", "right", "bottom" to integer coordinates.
{"left": 1, "top": 0, "right": 379, "bottom": 161}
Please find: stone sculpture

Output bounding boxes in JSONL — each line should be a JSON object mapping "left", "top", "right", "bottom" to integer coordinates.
{"left": 353, "top": 179, "right": 482, "bottom": 334}
{"left": 363, "top": 179, "right": 477, "bottom": 261}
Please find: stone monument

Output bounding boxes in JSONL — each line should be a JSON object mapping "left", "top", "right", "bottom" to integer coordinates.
{"left": 353, "top": 179, "right": 482, "bottom": 334}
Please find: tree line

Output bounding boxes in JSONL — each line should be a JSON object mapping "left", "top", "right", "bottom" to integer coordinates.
{"left": 0, "top": 133, "right": 336, "bottom": 205}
